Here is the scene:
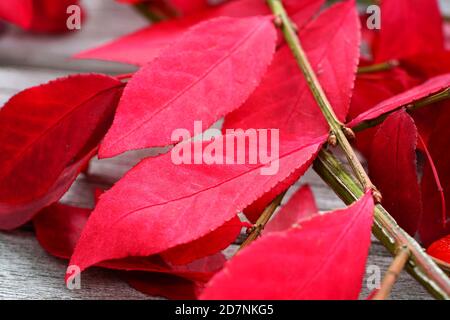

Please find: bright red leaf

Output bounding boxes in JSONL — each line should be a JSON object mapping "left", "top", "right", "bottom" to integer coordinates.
{"left": 264, "top": 185, "right": 318, "bottom": 234}
{"left": 427, "top": 234, "right": 450, "bottom": 264}
{"left": 348, "top": 67, "right": 419, "bottom": 159}
{"left": 69, "top": 133, "right": 325, "bottom": 274}
{"left": 0, "top": 74, "right": 123, "bottom": 230}
{"left": 99, "top": 16, "right": 277, "bottom": 157}
{"left": 200, "top": 192, "right": 374, "bottom": 300}
{"left": 368, "top": 109, "right": 421, "bottom": 235}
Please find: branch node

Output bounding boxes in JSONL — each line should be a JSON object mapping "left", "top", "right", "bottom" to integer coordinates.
{"left": 342, "top": 126, "right": 356, "bottom": 140}
{"left": 372, "top": 188, "right": 383, "bottom": 204}
{"left": 273, "top": 15, "right": 283, "bottom": 28}
{"left": 328, "top": 132, "right": 338, "bottom": 147}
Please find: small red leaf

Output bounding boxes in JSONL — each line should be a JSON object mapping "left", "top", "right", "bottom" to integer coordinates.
{"left": 0, "top": 0, "right": 83, "bottom": 33}
{"left": 427, "top": 234, "right": 450, "bottom": 264}
{"left": 99, "top": 16, "right": 277, "bottom": 157}
{"left": 264, "top": 185, "right": 318, "bottom": 234}
{"left": 69, "top": 133, "right": 325, "bottom": 273}
{"left": 200, "top": 192, "right": 374, "bottom": 300}
{"left": 369, "top": 109, "right": 421, "bottom": 235}
{"left": 0, "top": 74, "right": 123, "bottom": 230}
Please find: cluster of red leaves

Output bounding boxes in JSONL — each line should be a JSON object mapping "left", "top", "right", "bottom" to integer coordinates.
{"left": 0, "top": 0, "right": 449, "bottom": 299}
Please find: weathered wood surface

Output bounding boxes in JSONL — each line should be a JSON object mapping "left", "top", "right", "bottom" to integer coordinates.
{"left": 0, "top": 0, "right": 442, "bottom": 300}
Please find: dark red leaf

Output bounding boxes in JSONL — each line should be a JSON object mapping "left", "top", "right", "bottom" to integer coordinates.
{"left": 169, "top": 0, "right": 209, "bottom": 15}
{"left": 0, "top": 74, "right": 123, "bottom": 230}
{"left": 34, "top": 202, "right": 226, "bottom": 284}
{"left": 76, "top": 0, "right": 324, "bottom": 66}
{"left": 200, "top": 192, "right": 374, "bottom": 300}
{"left": 161, "top": 215, "right": 244, "bottom": 266}
{"left": 419, "top": 102, "right": 450, "bottom": 246}
{"left": 99, "top": 16, "right": 277, "bottom": 157}
{"left": 224, "top": 1, "right": 360, "bottom": 220}
{"left": 0, "top": 0, "right": 32, "bottom": 29}
{"left": 348, "top": 67, "right": 419, "bottom": 159}
{"left": 375, "top": 0, "right": 444, "bottom": 62}
{"left": 0, "top": 0, "right": 83, "bottom": 33}
{"left": 368, "top": 109, "right": 421, "bottom": 235}
{"left": 348, "top": 73, "right": 450, "bottom": 128}
{"left": 125, "top": 272, "right": 202, "bottom": 300}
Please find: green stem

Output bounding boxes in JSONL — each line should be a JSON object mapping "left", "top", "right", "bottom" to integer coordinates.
{"left": 357, "top": 61, "right": 398, "bottom": 74}
{"left": 239, "top": 192, "right": 286, "bottom": 251}
{"left": 314, "top": 150, "right": 450, "bottom": 300}
{"left": 267, "top": 0, "right": 375, "bottom": 193}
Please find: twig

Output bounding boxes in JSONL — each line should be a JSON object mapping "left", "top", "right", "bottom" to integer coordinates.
{"left": 373, "top": 246, "right": 411, "bottom": 300}
{"left": 267, "top": 0, "right": 377, "bottom": 196}
{"left": 134, "top": 3, "right": 167, "bottom": 23}
{"left": 357, "top": 61, "right": 398, "bottom": 74}
{"left": 239, "top": 192, "right": 286, "bottom": 251}
{"left": 313, "top": 150, "right": 450, "bottom": 299}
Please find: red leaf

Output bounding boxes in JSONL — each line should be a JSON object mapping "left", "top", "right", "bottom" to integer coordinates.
{"left": 170, "top": 0, "right": 208, "bottom": 15}
{"left": 34, "top": 202, "right": 226, "bottom": 283}
{"left": 200, "top": 192, "right": 374, "bottom": 300}
{"left": 348, "top": 73, "right": 450, "bottom": 128}
{"left": 161, "top": 215, "right": 244, "bottom": 266}
{"left": 224, "top": 1, "right": 360, "bottom": 220}
{"left": 419, "top": 103, "right": 450, "bottom": 246}
{"left": 99, "top": 16, "right": 277, "bottom": 157}
{"left": 35, "top": 201, "right": 234, "bottom": 273}
{"left": 264, "top": 185, "right": 318, "bottom": 234}
{"left": 375, "top": 0, "right": 444, "bottom": 62}
{"left": 0, "top": 74, "right": 123, "bottom": 230}
{"left": 368, "top": 109, "right": 421, "bottom": 235}
{"left": 0, "top": 0, "right": 32, "bottom": 29}
{"left": 0, "top": 0, "right": 83, "bottom": 33}
{"left": 348, "top": 67, "right": 419, "bottom": 159}
{"left": 427, "top": 234, "right": 450, "bottom": 264}
{"left": 69, "top": 133, "right": 325, "bottom": 273}
{"left": 125, "top": 272, "right": 202, "bottom": 299}
{"left": 76, "top": 0, "right": 324, "bottom": 66}
{"left": 34, "top": 203, "right": 90, "bottom": 259}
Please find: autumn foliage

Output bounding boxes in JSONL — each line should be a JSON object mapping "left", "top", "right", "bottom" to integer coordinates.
{"left": 0, "top": 0, "right": 449, "bottom": 299}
